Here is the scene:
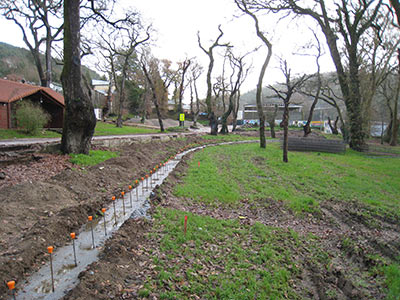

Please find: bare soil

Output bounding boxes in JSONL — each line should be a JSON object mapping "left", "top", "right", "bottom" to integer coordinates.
{"left": 1, "top": 131, "right": 398, "bottom": 299}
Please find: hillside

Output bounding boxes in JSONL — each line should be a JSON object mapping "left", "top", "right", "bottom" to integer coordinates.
{"left": 0, "top": 42, "right": 101, "bottom": 85}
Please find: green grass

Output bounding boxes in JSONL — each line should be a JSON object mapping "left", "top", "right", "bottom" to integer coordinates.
{"left": 0, "top": 128, "right": 61, "bottom": 140}
{"left": 0, "top": 122, "right": 159, "bottom": 140}
{"left": 94, "top": 122, "right": 159, "bottom": 136}
{"left": 69, "top": 150, "right": 119, "bottom": 166}
{"left": 174, "top": 143, "right": 400, "bottom": 216}
{"left": 142, "top": 208, "right": 303, "bottom": 299}
{"left": 384, "top": 263, "right": 400, "bottom": 300}
{"left": 201, "top": 134, "right": 258, "bottom": 142}
{"left": 165, "top": 126, "right": 188, "bottom": 132}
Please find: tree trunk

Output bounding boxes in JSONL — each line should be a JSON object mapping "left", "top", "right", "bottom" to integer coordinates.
{"left": 61, "top": 0, "right": 96, "bottom": 154}
{"left": 390, "top": 50, "right": 400, "bottom": 146}
{"left": 206, "top": 59, "right": 217, "bottom": 135}
{"left": 153, "top": 97, "right": 164, "bottom": 132}
{"left": 209, "top": 112, "right": 218, "bottom": 135}
{"left": 116, "top": 76, "right": 126, "bottom": 128}
{"left": 193, "top": 78, "right": 200, "bottom": 128}
{"left": 328, "top": 116, "right": 339, "bottom": 135}
{"left": 232, "top": 92, "right": 240, "bottom": 132}
{"left": 142, "top": 64, "right": 164, "bottom": 132}
{"left": 30, "top": 49, "right": 47, "bottom": 87}
{"left": 319, "top": 16, "right": 366, "bottom": 151}
{"left": 220, "top": 94, "right": 233, "bottom": 134}
{"left": 270, "top": 124, "right": 276, "bottom": 138}
{"left": 303, "top": 96, "right": 319, "bottom": 137}
{"left": 267, "top": 104, "right": 278, "bottom": 138}
{"left": 282, "top": 102, "right": 289, "bottom": 163}
{"left": 45, "top": 31, "right": 52, "bottom": 87}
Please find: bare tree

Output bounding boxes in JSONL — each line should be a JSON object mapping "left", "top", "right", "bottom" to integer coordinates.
{"left": 265, "top": 104, "right": 278, "bottom": 138}
{"left": 141, "top": 53, "right": 165, "bottom": 132}
{"left": 98, "top": 12, "right": 151, "bottom": 127}
{"left": 232, "top": 60, "right": 251, "bottom": 132}
{"left": 235, "top": 0, "right": 273, "bottom": 148}
{"left": 189, "top": 61, "right": 203, "bottom": 128}
{"left": 220, "top": 49, "right": 252, "bottom": 134}
{"left": 177, "top": 58, "right": 191, "bottom": 125}
{"left": 198, "top": 25, "right": 230, "bottom": 135}
{"left": 298, "top": 30, "right": 323, "bottom": 137}
{"left": 250, "top": 0, "right": 383, "bottom": 151}
{"left": 378, "top": 72, "right": 399, "bottom": 144}
{"left": 358, "top": 10, "right": 400, "bottom": 137}
{"left": 269, "top": 60, "right": 310, "bottom": 163}
{"left": 0, "top": 0, "right": 63, "bottom": 87}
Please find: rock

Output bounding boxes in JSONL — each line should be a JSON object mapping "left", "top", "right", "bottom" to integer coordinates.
{"left": 0, "top": 172, "right": 6, "bottom": 180}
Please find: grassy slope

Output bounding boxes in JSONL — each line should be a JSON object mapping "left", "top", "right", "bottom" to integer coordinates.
{"left": 175, "top": 143, "right": 400, "bottom": 217}
{"left": 141, "top": 142, "right": 399, "bottom": 299}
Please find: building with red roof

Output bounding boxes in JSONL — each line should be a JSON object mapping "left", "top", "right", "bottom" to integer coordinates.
{"left": 0, "top": 78, "right": 65, "bottom": 129}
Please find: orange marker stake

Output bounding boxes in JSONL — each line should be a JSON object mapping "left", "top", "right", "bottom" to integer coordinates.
{"left": 121, "top": 191, "right": 126, "bottom": 216}
{"left": 129, "top": 186, "right": 133, "bottom": 207}
{"left": 152, "top": 168, "right": 155, "bottom": 181}
{"left": 47, "top": 246, "right": 55, "bottom": 292}
{"left": 112, "top": 196, "right": 117, "bottom": 225}
{"left": 70, "top": 232, "right": 77, "bottom": 267}
{"left": 198, "top": 161, "right": 200, "bottom": 168}
{"left": 135, "top": 180, "right": 139, "bottom": 200}
{"left": 141, "top": 177, "right": 145, "bottom": 195}
{"left": 184, "top": 215, "right": 188, "bottom": 236}
{"left": 146, "top": 174, "right": 149, "bottom": 190}
{"left": 7, "top": 281, "right": 16, "bottom": 300}
{"left": 88, "top": 216, "right": 95, "bottom": 248}
{"left": 149, "top": 171, "right": 153, "bottom": 188}
{"left": 101, "top": 208, "right": 107, "bottom": 236}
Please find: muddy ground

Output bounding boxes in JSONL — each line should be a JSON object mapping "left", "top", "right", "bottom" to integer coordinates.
{"left": 1, "top": 130, "right": 398, "bottom": 299}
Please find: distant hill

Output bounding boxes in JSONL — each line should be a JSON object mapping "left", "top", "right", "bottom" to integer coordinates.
{"left": 0, "top": 42, "right": 102, "bottom": 85}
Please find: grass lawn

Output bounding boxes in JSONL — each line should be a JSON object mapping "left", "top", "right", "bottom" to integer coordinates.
{"left": 145, "top": 142, "right": 400, "bottom": 299}
{"left": 94, "top": 122, "right": 160, "bottom": 135}
{"left": 0, "top": 128, "right": 61, "bottom": 140}
{"left": 0, "top": 122, "right": 159, "bottom": 140}
{"left": 201, "top": 134, "right": 259, "bottom": 142}
{"left": 174, "top": 143, "right": 400, "bottom": 217}
{"left": 140, "top": 208, "right": 311, "bottom": 299}
{"left": 69, "top": 149, "right": 119, "bottom": 166}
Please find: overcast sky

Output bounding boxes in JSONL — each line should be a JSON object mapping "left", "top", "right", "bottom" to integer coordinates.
{"left": 0, "top": 0, "right": 336, "bottom": 98}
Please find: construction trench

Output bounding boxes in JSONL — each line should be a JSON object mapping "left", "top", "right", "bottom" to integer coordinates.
{"left": 5, "top": 141, "right": 257, "bottom": 300}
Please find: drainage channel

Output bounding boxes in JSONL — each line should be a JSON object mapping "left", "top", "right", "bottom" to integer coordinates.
{"left": 12, "top": 140, "right": 258, "bottom": 300}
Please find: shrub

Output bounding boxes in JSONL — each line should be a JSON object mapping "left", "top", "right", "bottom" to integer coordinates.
{"left": 15, "top": 101, "right": 50, "bottom": 135}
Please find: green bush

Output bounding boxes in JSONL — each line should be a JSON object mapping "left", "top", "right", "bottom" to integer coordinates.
{"left": 15, "top": 101, "right": 50, "bottom": 135}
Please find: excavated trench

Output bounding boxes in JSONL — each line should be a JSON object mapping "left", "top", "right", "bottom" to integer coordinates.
{"left": 13, "top": 140, "right": 257, "bottom": 300}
